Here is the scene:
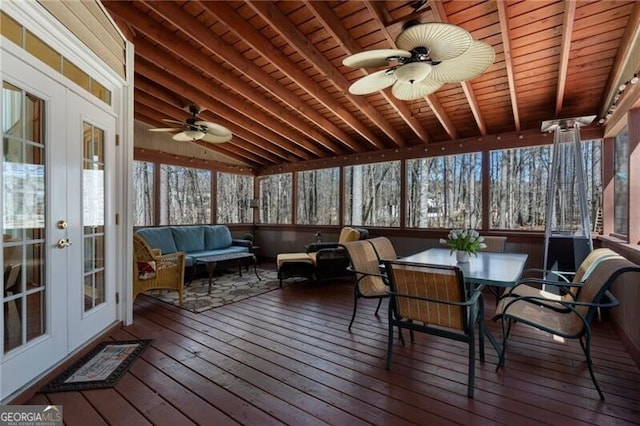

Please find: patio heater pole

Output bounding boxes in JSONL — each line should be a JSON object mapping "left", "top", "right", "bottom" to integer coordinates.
{"left": 541, "top": 115, "right": 595, "bottom": 276}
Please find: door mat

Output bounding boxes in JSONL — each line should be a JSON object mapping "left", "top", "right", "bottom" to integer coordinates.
{"left": 39, "top": 340, "right": 152, "bottom": 393}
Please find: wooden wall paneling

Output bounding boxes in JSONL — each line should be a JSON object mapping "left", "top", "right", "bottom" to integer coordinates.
{"left": 38, "top": 0, "right": 126, "bottom": 78}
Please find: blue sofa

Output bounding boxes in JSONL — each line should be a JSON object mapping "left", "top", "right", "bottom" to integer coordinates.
{"left": 136, "top": 225, "right": 251, "bottom": 267}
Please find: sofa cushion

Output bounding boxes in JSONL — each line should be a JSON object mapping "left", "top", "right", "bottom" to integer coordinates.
{"left": 204, "top": 225, "right": 233, "bottom": 250}
{"left": 136, "top": 227, "right": 178, "bottom": 254}
{"left": 171, "top": 226, "right": 206, "bottom": 253}
{"left": 338, "top": 226, "right": 361, "bottom": 244}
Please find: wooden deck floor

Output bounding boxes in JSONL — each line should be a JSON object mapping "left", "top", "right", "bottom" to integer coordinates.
{"left": 27, "top": 275, "right": 640, "bottom": 425}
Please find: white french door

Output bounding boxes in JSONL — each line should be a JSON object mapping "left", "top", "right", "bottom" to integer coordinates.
{"left": 1, "top": 48, "right": 116, "bottom": 400}
{"left": 66, "top": 93, "right": 117, "bottom": 350}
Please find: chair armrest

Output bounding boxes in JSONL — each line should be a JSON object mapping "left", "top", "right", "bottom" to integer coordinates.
{"left": 521, "top": 268, "right": 573, "bottom": 282}
{"left": 306, "top": 242, "right": 340, "bottom": 253}
{"left": 502, "top": 278, "right": 583, "bottom": 297}
{"left": 511, "top": 277, "right": 581, "bottom": 290}
{"left": 350, "top": 267, "right": 387, "bottom": 280}
{"left": 151, "top": 248, "right": 162, "bottom": 256}
{"left": 152, "top": 251, "right": 185, "bottom": 269}
{"left": 232, "top": 239, "right": 252, "bottom": 248}
{"left": 389, "top": 288, "right": 481, "bottom": 308}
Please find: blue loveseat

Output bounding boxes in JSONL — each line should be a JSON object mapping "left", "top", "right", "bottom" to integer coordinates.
{"left": 136, "top": 225, "right": 251, "bottom": 267}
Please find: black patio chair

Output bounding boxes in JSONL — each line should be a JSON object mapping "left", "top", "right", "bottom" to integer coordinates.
{"left": 384, "top": 260, "right": 485, "bottom": 398}
{"left": 493, "top": 256, "right": 640, "bottom": 400}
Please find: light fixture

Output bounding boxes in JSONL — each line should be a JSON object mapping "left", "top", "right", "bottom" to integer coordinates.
{"left": 600, "top": 70, "right": 640, "bottom": 123}
{"left": 184, "top": 130, "right": 205, "bottom": 140}
{"left": 393, "top": 62, "right": 432, "bottom": 84}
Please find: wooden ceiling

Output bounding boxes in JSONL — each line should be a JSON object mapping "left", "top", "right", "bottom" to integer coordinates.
{"left": 102, "top": 0, "right": 640, "bottom": 170}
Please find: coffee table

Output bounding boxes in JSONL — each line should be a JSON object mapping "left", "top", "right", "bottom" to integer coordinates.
{"left": 192, "top": 252, "right": 260, "bottom": 293}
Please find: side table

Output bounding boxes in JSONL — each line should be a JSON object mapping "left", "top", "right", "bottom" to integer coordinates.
{"left": 251, "top": 245, "right": 261, "bottom": 265}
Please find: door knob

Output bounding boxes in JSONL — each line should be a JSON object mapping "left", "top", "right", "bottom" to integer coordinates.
{"left": 57, "top": 238, "right": 72, "bottom": 249}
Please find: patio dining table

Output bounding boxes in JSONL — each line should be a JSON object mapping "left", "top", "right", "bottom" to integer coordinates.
{"left": 400, "top": 248, "right": 528, "bottom": 289}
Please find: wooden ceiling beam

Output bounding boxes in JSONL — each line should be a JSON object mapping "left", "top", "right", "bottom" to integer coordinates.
{"left": 134, "top": 103, "right": 268, "bottom": 166}
{"left": 238, "top": 1, "right": 395, "bottom": 149}
{"left": 136, "top": 0, "right": 365, "bottom": 154}
{"left": 134, "top": 59, "right": 305, "bottom": 163}
{"left": 424, "top": 95, "right": 457, "bottom": 140}
{"left": 208, "top": 2, "right": 393, "bottom": 149}
{"left": 339, "top": 1, "right": 430, "bottom": 143}
{"left": 133, "top": 87, "right": 284, "bottom": 164}
{"left": 555, "top": 0, "right": 576, "bottom": 117}
{"left": 600, "top": 0, "right": 640, "bottom": 118}
{"left": 132, "top": 41, "right": 325, "bottom": 160}
{"left": 106, "top": 2, "right": 322, "bottom": 162}
{"left": 430, "top": 0, "right": 487, "bottom": 136}
{"left": 496, "top": 0, "right": 521, "bottom": 131}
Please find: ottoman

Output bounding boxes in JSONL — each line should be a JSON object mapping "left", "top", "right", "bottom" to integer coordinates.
{"left": 276, "top": 253, "right": 314, "bottom": 287}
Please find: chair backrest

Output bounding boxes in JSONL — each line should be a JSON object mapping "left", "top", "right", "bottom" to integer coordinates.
{"left": 575, "top": 256, "right": 640, "bottom": 322}
{"left": 133, "top": 234, "right": 155, "bottom": 261}
{"left": 338, "top": 227, "right": 361, "bottom": 244}
{"left": 343, "top": 240, "right": 381, "bottom": 277}
{"left": 343, "top": 240, "right": 388, "bottom": 295}
{"left": 573, "top": 248, "right": 620, "bottom": 284}
{"left": 4, "top": 264, "right": 21, "bottom": 292}
{"left": 480, "top": 236, "right": 507, "bottom": 253}
{"left": 385, "top": 261, "right": 468, "bottom": 331}
{"left": 368, "top": 237, "right": 397, "bottom": 261}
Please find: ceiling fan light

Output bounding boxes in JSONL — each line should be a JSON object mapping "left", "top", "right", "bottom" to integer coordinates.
{"left": 184, "top": 130, "right": 205, "bottom": 140}
{"left": 394, "top": 62, "right": 432, "bottom": 84}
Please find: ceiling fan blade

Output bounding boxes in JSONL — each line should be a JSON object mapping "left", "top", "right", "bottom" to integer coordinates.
{"left": 149, "top": 127, "right": 181, "bottom": 132}
{"left": 173, "top": 131, "right": 204, "bottom": 142}
{"left": 201, "top": 133, "right": 232, "bottom": 144}
{"left": 195, "top": 121, "right": 232, "bottom": 138}
{"left": 342, "top": 49, "right": 411, "bottom": 68}
{"left": 429, "top": 40, "right": 495, "bottom": 83}
{"left": 348, "top": 70, "right": 397, "bottom": 95}
{"left": 396, "top": 23, "right": 472, "bottom": 61}
{"left": 391, "top": 78, "right": 442, "bottom": 100}
{"left": 162, "top": 118, "right": 185, "bottom": 125}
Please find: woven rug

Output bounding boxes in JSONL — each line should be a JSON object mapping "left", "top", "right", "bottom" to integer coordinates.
{"left": 40, "top": 340, "right": 152, "bottom": 393}
{"left": 146, "top": 267, "right": 306, "bottom": 313}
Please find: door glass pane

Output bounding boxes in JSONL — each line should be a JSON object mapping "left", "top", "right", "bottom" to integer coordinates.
{"left": 3, "top": 82, "right": 46, "bottom": 353}
{"left": 82, "top": 123, "right": 105, "bottom": 311}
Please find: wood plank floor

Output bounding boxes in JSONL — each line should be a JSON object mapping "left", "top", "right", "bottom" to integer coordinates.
{"left": 27, "top": 272, "right": 640, "bottom": 425}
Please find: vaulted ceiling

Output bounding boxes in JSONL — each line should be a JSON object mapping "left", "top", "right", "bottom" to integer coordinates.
{"left": 103, "top": 0, "right": 640, "bottom": 170}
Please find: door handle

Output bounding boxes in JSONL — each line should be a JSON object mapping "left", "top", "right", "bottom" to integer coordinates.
{"left": 57, "top": 238, "right": 72, "bottom": 249}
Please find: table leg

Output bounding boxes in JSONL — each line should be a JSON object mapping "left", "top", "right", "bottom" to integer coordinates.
{"left": 206, "top": 261, "right": 217, "bottom": 294}
{"left": 252, "top": 255, "right": 261, "bottom": 281}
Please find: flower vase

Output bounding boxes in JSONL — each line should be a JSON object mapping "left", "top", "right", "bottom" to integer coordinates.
{"left": 456, "top": 250, "right": 470, "bottom": 263}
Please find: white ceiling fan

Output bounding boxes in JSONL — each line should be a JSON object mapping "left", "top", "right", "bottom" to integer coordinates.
{"left": 343, "top": 21, "right": 495, "bottom": 100}
{"left": 149, "top": 104, "right": 232, "bottom": 143}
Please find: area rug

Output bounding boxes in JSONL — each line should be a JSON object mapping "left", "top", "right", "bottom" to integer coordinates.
{"left": 40, "top": 340, "right": 152, "bottom": 393}
{"left": 146, "top": 267, "right": 306, "bottom": 313}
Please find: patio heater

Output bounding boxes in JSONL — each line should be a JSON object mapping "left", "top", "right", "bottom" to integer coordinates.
{"left": 540, "top": 115, "right": 596, "bottom": 275}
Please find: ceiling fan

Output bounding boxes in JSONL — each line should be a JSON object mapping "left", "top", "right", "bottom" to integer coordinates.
{"left": 149, "top": 105, "right": 232, "bottom": 143}
{"left": 343, "top": 21, "right": 495, "bottom": 100}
